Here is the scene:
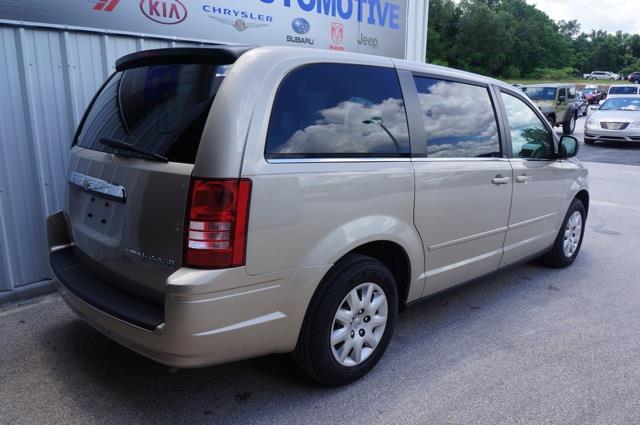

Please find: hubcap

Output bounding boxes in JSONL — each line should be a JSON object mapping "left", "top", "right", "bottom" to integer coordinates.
{"left": 563, "top": 211, "right": 583, "bottom": 257}
{"left": 330, "top": 282, "right": 388, "bottom": 367}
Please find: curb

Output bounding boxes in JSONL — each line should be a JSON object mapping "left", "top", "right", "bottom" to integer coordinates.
{"left": 0, "top": 280, "right": 56, "bottom": 308}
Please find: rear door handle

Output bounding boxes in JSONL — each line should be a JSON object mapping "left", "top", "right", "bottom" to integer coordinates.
{"left": 491, "top": 175, "right": 511, "bottom": 185}
{"left": 516, "top": 175, "right": 531, "bottom": 184}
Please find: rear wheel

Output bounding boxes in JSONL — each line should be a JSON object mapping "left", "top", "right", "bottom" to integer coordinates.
{"left": 563, "top": 112, "right": 576, "bottom": 134}
{"left": 542, "top": 198, "right": 586, "bottom": 267}
{"left": 294, "top": 254, "right": 398, "bottom": 385}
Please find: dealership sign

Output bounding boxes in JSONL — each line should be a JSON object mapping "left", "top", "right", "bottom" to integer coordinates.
{"left": 0, "top": 0, "right": 407, "bottom": 58}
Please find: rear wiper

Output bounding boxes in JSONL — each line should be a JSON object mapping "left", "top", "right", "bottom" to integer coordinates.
{"left": 99, "top": 137, "right": 168, "bottom": 162}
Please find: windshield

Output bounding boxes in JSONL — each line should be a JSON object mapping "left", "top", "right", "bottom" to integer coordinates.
{"left": 609, "top": 87, "right": 638, "bottom": 95}
{"left": 599, "top": 98, "right": 640, "bottom": 111}
{"left": 522, "top": 87, "right": 557, "bottom": 100}
{"left": 76, "top": 63, "right": 231, "bottom": 164}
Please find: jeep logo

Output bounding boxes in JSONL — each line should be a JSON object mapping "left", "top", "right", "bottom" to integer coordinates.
{"left": 140, "top": 0, "right": 187, "bottom": 25}
{"left": 357, "top": 33, "right": 379, "bottom": 49}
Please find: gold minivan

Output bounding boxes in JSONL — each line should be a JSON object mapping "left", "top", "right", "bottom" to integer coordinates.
{"left": 48, "top": 46, "right": 589, "bottom": 385}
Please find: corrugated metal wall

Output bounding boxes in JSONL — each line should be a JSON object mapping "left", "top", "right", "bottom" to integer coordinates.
{"left": 0, "top": 23, "right": 201, "bottom": 292}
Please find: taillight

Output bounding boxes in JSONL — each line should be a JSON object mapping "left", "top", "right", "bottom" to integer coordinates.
{"left": 184, "top": 178, "right": 252, "bottom": 268}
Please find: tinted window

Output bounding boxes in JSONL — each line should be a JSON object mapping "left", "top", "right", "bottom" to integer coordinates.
{"left": 414, "top": 77, "right": 500, "bottom": 158}
{"left": 609, "top": 86, "right": 638, "bottom": 95}
{"left": 265, "top": 64, "right": 409, "bottom": 158}
{"left": 522, "top": 86, "right": 557, "bottom": 101}
{"left": 77, "top": 63, "right": 229, "bottom": 163}
{"left": 501, "top": 92, "right": 553, "bottom": 159}
{"left": 558, "top": 88, "right": 566, "bottom": 98}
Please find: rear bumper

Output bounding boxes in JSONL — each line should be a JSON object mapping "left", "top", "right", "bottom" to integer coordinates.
{"left": 48, "top": 211, "right": 330, "bottom": 368}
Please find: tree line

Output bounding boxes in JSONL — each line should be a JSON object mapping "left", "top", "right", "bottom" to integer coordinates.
{"left": 427, "top": 0, "right": 640, "bottom": 79}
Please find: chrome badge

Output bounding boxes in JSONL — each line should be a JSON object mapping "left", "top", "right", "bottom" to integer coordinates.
{"left": 70, "top": 172, "right": 126, "bottom": 203}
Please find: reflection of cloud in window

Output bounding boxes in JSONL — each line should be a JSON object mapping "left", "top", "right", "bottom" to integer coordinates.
{"left": 501, "top": 94, "right": 550, "bottom": 156}
{"left": 427, "top": 135, "right": 499, "bottom": 158}
{"left": 275, "top": 98, "right": 408, "bottom": 154}
{"left": 417, "top": 80, "right": 498, "bottom": 157}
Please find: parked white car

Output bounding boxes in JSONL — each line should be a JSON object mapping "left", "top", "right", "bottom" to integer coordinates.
{"left": 585, "top": 71, "right": 621, "bottom": 81}
{"left": 606, "top": 84, "right": 640, "bottom": 98}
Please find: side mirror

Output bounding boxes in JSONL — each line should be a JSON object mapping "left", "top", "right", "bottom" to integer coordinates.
{"left": 559, "top": 135, "right": 579, "bottom": 158}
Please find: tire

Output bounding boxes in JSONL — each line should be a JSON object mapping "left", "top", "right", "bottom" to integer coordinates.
{"left": 542, "top": 199, "right": 586, "bottom": 268}
{"left": 294, "top": 254, "right": 398, "bottom": 386}
{"left": 562, "top": 112, "right": 576, "bottom": 134}
{"left": 591, "top": 77, "right": 597, "bottom": 80}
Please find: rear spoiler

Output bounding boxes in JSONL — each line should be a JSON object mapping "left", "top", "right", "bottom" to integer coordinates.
{"left": 115, "top": 46, "right": 255, "bottom": 71}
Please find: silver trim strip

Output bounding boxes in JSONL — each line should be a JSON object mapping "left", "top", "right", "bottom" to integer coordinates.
{"left": 508, "top": 213, "right": 557, "bottom": 230}
{"left": 69, "top": 172, "right": 126, "bottom": 203}
{"left": 266, "top": 157, "right": 412, "bottom": 164}
{"left": 428, "top": 226, "right": 509, "bottom": 251}
{"left": 412, "top": 157, "right": 511, "bottom": 162}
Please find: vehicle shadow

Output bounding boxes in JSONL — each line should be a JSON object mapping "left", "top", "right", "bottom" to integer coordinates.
{"left": 43, "top": 249, "right": 595, "bottom": 424}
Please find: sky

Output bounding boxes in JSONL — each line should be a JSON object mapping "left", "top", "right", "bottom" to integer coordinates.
{"left": 526, "top": 0, "right": 640, "bottom": 34}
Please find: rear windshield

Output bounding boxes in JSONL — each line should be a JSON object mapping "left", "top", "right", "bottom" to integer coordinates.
{"left": 609, "top": 86, "right": 638, "bottom": 95}
{"left": 522, "top": 87, "right": 557, "bottom": 101}
{"left": 76, "top": 63, "right": 230, "bottom": 163}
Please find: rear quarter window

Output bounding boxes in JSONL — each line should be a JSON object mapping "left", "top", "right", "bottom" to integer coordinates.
{"left": 265, "top": 63, "right": 410, "bottom": 158}
{"left": 76, "top": 63, "right": 230, "bottom": 164}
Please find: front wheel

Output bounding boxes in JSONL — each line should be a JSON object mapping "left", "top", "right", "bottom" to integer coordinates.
{"left": 542, "top": 198, "right": 586, "bottom": 267}
{"left": 563, "top": 113, "right": 577, "bottom": 134}
{"left": 294, "top": 254, "right": 398, "bottom": 385}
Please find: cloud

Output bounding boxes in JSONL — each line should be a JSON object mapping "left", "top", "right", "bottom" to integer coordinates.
{"left": 526, "top": 0, "right": 640, "bottom": 34}
{"left": 276, "top": 98, "right": 409, "bottom": 154}
{"left": 417, "top": 79, "right": 500, "bottom": 157}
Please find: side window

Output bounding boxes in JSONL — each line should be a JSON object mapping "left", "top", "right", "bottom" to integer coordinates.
{"left": 265, "top": 64, "right": 410, "bottom": 158}
{"left": 501, "top": 92, "right": 554, "bottom": 160}
{"left": 558, "top": 88, "right": 566, "bottom": 99}
{"left": 569, "top": 87, "right": 576, "bottom": 99}
{"left": 413, "top": 77, "right": 500, "bottom": 158}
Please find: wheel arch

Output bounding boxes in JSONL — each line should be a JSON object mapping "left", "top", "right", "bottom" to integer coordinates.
{"left": 349, "top": 241, "right": 412, "bottom": 310}
{"left": 574, "top": 189, "right": 590, "bottom": 215}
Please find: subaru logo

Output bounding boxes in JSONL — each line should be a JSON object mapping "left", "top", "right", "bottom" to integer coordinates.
{"left": 292, "top": 17, "right": 310, "bottom": 35}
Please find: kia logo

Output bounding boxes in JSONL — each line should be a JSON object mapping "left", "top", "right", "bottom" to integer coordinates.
{"left": 140, "top": 0, "right": 187, "bottom": 25}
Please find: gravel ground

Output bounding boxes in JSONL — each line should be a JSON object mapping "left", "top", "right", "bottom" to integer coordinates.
{"left": 1, "top": 161, "right": 640, "bottom": 425}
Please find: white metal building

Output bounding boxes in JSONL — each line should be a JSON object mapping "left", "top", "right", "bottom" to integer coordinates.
{"left": 0, "top": 0, "right": 427, "bottom": 302}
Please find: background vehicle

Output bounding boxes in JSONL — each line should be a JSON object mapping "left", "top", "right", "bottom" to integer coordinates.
{"left": 585, "top": 71, "right": 620, "bottom": 81}
{"left": 575, "top": 92, "right": 589, "bottom": 116}
{"left": 585, "top": 96, "right": 640, "bottom": 144}
{"left": 581, "top": 85, "right": 606, "bottom": 104}
{"left": 521, "top": 83, "right": 580, "bottom": 133}
{"left": 628, "top": 72, "right": 640, "bottom": 84}
{"left": 606, "top": 85, "right": 640, "bottom": 98}
{"left": 47, "top": 46, "right": 589, "bottom": 385}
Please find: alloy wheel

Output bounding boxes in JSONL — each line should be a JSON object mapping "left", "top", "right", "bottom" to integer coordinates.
{"left": 330, "top": 282, "right": 388, "bottom": 367}
{"left": 563, "top": 211, "right": 583, "bottom": 257}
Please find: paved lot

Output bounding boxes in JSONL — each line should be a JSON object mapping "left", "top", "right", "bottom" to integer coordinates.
{"left": 2, "top": 160, "right": 640, "bottom": 424}
{"left": 573, "top": 114, "right": 640, "bottom": 165}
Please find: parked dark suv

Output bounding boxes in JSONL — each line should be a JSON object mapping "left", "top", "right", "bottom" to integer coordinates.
{"left": 628, "top": 72, "right": 640, "bottom": 84}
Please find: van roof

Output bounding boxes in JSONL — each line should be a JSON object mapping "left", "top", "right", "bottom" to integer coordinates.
{"left": 114, "top": 45, "right": 514, "bottom": 92}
